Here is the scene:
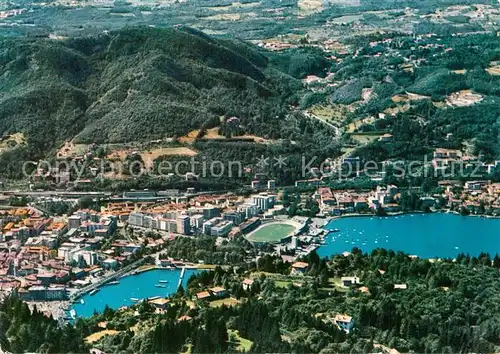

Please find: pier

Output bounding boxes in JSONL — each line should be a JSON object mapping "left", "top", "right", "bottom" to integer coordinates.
{"left": 177, "top": 267, "right": 186, "bottom": 290}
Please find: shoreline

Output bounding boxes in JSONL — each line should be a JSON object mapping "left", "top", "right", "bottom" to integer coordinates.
{"left": 322, "top": 209, "right": 500, "bottom": 226}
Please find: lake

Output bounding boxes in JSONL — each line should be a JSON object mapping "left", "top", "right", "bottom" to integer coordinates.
{"left": 70, "top": 268, "right": 199, "bottom": 318}
{"left": 317, "top": 213, "right": 500, "bottom": 259}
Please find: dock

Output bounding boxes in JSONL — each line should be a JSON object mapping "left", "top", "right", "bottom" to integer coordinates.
{"left": 177, "top": 267, "right": 186, "bottom": 289}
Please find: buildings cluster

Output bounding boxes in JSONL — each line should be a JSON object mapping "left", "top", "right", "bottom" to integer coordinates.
{"left": 126, "top": 192, "right": 283, "bottom": 238}
{"left": 440, "top": 180, "right": 500, "bottom": 214}
{"left": 313, "top": 185, "right": 401, "bottom": 215}
{"left": 0, "top": 203, "right": 159, "bottom": 301}
{"left": 431, "top": 148, "right": 500, "bottom": 175}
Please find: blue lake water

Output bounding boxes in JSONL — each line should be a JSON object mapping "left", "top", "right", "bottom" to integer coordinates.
{"left": 70, "top": 268, "right": 199, "bottom": 318}
{"left": 317, "top": 213, "right": 500, "bottom": 259}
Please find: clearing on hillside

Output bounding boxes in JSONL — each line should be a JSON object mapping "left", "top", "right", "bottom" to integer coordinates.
{"left": 446, "top": 90, "right": 483, "bottom": 107}
{"left": 85, "top": 330, "right": 120, "bottom": 343}
{"left": 485, "top": 62, "right": 500, "bottom": 76}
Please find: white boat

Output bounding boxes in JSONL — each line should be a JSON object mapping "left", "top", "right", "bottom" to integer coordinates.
{"left": 80, "top": 299, "right": 84, "bottom": 304}
{"left": 89, "top": 289, "right": 99, "bottom": 296}
{"left": 130, "top": 298, "right": 139, "bottom": 302}
{"left": 70, "top": 309, "right": 76, "bottom": 319}
{"left": 108, "top": 280, "right": 120, "bottom": 285}
{"left": 158, "top": 280, "right": 169, "bottom": 284}
{"left": 155, "top": 284, "right": 166, "bottom": 288}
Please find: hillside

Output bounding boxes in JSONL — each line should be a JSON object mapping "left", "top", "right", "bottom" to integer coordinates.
{"left": 303, "top": 31, "right": 500, "bottom": 167}
{"left": 0, "top": 27, "right": 328, "bottom": 153}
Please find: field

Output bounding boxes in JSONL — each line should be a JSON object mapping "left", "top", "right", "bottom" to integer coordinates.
{"left": 309, "top": 104, "right": 347, "bottom": 125}
{"left": 485, "top": 62, "right": 500, "bottom": 76}
{"left": 227, "top": 329, "right": 253, "bottom": 352}
{"left": 246, "top": 222, "right": 297, "bottom": 243}
{"left": 209, "top": 297, "right": 240, "bottom": 308}
{"left": 85, "top": 329, "right": 120, "bottom": 343}
{"left": 346, "top": 116, "right": 376, "bottom": 133}
{"left": 298, "top": 0, "right": 324, "bottom": 15}
{"left": 446, "top": 90, "right": 483, "bottom": 107}
{"left": 179, "top": 127, "right": 270, "bottom": 145}
{"left": 350, "top": 133, "right": 384, "bottom": 144}
{"left": 0, "top": 133, "right": 26, "bottom": 153}
{"left": 107, "top": 147, "right": 198, "bottom": 169}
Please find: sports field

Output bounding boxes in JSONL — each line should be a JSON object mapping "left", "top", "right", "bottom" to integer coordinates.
{"left": 246, "top": 223, "right": 297, "bottom": 243}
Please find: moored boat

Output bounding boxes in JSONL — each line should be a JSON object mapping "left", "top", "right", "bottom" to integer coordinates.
{"left": 89, "top": 289, "right": 99, "bottom": 296}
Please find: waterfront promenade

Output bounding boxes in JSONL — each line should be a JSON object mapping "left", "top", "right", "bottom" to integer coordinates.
{"left": 69, "top": 257, "right": 149, "bottom": 301}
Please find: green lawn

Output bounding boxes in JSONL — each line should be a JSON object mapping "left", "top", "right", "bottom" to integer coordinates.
{"left": 246, "top": 223, "right": 296, "bottom": 243}
{"left": 228, "top": 329, "right": 253, "bottom": 352}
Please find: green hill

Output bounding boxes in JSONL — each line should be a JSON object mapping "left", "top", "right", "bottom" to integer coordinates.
{"left": 0, "top": 26, "right": 321, "bottom": 153}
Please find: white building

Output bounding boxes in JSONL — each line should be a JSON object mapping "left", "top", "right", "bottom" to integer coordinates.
{"left": 210, "top": 220, "right": 234, "bottom": 237}
{"left": 334, "top": 314, "right": 354, "bottom": 333}
{"left": 252, "top": 193, "right": 276, "bottom": 212}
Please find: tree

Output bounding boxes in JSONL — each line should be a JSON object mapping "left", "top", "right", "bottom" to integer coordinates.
{"left": 78, "top": 196, "right": 94, "bottom": 210}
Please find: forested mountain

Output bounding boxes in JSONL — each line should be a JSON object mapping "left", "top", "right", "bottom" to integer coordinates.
{"left": 0, "top": 26, "right": 327, "bottom": 155}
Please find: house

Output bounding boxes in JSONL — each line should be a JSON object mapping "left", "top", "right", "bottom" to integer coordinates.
{"left": 341, "top": 276, "right": 360, "bottom": 287}
{"left": 334, "top": 314, "right": 354, "bottom": 333}
{"left": 290, "top": 262, "right": 309, "bottom": 275}
{"left": 102, "top": 258, "right": 118, "bottom": 270}
{"left": 433, "top": 148, "right": 461, "bottom": 159}
{"left": 177, "top": 315, "right": 192, "bottom": 322}
{"left": 464, "top": 180, "right": 488, "bottom": 191}
{"left": 378, "top": 133, "right": 393, "bottom": 142}
{"left": 148, "top": 298, "right": 170, "bottom": 310}
{"left": 159, "top": 258, "right": 171, "bottom": 267}
{"left": 242, "top": 278, "right": 254, "bottom": 291}
{"left": 209, "top": 286, "right": 228, "bottom": 298}
{"left": 358, "top": 286, "right": 370, "bottom": 294}
{"left": 196, "top": 291, "right": 211, "bottom": 301}
{"left": 394, "top": 283, "right": 407, "bottom": 290}
{"left": 419, "top": 197, "right": 436, "bottom": 208}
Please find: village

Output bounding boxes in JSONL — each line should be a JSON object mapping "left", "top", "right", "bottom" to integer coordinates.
{"left": 0, "top": 147, "right": 498, "bottom": 314}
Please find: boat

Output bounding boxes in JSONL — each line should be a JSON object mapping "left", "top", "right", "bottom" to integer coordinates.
{"left": 331, "top": 228, "right": 340, "bottom": 232}
{"left": 130, "top": 298, "right": 139, "bottom": 302}
{"left": 69, "top": 309, "right": 76, "bottom": 319}
{"left": 107, "top": 280, "right": 120, "bottom": 285}
{"left": 80, "top": 299, "right": 84, "bottom": 304}
{"left": 89, "top": 289, "right": 99, "bottom": 296}
{"left": 148, "top": 296, "right": 160, "bottom": 301}
{"left": 158, "top": 280, "right": 169, "bottom": 284}
{"left": 155, "top": 284, "right": 166, "bottom": 288}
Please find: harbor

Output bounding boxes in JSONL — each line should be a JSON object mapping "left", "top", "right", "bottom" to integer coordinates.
{"left": 67, "top": 267, "right": 199, "bottom": 318}
{"left": 317, "top": 213, "right": 500, "bottom": 259}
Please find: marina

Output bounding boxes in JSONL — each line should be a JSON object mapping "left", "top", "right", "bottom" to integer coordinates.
{"left": 317, "top": 213, "right": 500, "bottom": 259}
{"left": 69, "top": 268, "right": 199, "bottom": 318}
